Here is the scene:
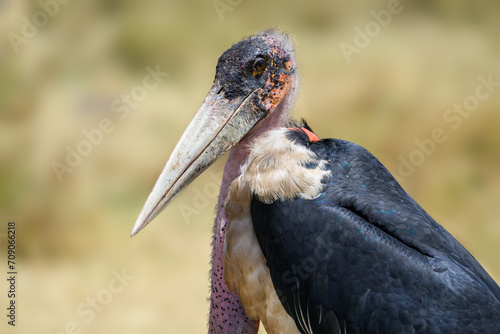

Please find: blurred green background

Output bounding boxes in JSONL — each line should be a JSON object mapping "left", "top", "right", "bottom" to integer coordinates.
{"left": 1, "top": 0, "right": 499, "bottom": 333}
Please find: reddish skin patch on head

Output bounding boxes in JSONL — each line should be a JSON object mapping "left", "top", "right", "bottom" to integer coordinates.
{"left": 289, "top": 127, "right": 320, "bottom": 142}
{"left": 252, "top": 43, "right": 296, "bottom": 113}
{"left": 259, "top": 72, "right": 294, "bottom": 112}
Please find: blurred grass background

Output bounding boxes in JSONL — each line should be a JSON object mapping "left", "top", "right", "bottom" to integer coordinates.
{"left": 0, "top": 0, "right": 499, "bottom": 333}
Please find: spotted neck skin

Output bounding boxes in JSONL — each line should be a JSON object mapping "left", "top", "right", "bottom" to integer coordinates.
{"left": 209, "top": 145, "right": 258, "bottom": 334}
{"left": 208, "top": 99, "right": 293, "bottom": 333}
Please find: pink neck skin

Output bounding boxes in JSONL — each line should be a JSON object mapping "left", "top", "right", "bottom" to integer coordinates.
{"left": 208, "top": 99, "right": 292, "bottom": 333}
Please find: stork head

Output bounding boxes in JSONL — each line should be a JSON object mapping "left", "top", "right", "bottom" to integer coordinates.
{"left": 131, "top": 30, "right": 297, "bottom": 236}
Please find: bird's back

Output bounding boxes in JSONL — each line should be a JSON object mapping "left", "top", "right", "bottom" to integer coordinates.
{"left": 250, "top": 129, "right": 500, "bottom": 333}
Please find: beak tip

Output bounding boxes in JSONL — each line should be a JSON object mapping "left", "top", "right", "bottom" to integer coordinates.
{"left": 130, "top": 228, "right": 139, "bottom": 238}
{"left": 130, "top": 213, "right": 150, "bottom": 238}
{"left": 130, "top": 222, "right": 145, "bottom": 238}
{"left": 130, "top": 223, "right": 142, "bottom": 238}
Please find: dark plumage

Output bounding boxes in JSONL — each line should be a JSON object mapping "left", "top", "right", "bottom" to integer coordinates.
{"left": 251, "top": 128, "right": 500, "bottom": 333}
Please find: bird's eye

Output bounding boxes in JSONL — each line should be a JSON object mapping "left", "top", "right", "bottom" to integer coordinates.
{"left": 252, "top": 57, "right": 267, "bottom": 75}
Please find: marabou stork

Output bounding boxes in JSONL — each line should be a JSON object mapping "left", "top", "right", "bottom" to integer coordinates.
{"left": 131, "top": 30, "right": 500, "bottom": 333}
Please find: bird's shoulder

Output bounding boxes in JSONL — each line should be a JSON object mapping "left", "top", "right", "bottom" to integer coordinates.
{"left": 250, "top": 133, "right": 500, "bottom": 310}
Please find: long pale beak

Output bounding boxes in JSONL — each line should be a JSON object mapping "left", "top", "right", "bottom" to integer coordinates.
{"left": 131, "top": 84, "right": 266, "bottom": 236}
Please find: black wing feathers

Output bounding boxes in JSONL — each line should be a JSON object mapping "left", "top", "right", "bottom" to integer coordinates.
{"left": 251, "top": 136, "right": 500, "bottom": 333}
